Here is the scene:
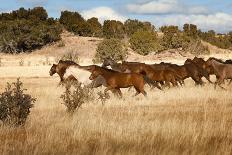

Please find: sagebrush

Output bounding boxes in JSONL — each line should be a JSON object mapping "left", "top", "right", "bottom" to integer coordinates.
{"left": 0, "top": 79, "right": 36, "bottom": 126}
{"left": 93, "top": 38, "right": 128, "bottom": 63}
{"left": 60, "top": 81, "right": 93, "bottom": 113}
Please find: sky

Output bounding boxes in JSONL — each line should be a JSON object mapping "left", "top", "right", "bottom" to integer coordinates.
{"left": 0, "top": 0, "right": 232, "bottom": 33}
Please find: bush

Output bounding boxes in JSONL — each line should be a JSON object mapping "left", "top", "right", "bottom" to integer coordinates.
{"left": 59, "top": 10, "right": 93, "bottom": 37}
{"left": 60, "top": 81, "right": 93, "bottom": 113}
{"left": 87, "top": 17, "right": 102, "bottom": 37}
{"left": 124, "top": 19, "right": 155, "bottom": 37}
{"left": 129, "top": 30, "right": 162, "bottom": 55}
{"left": 93, "top": 38, "right": 128, "bottom": 63}
{"left": 103, "top": 20, "right": 125, "bottom": 39}
{"left": 160, "top": 25, "right": 183, "bottom": 49}
{"left": 0, "top": 79, "right": 36, "bottom": 126}
{"left": 182, "top": 39, "right": 209, "bottom": 55}
{"left": 59, "top": 51, "right": 80, "bottom": 63}
{"left": 0, "top": 7, "right": 62, "bottom": 53}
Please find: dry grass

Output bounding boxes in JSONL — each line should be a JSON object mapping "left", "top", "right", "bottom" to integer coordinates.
{"left": 0, "top": 34, "right": 232, "bottom": 154}
{"left": 0, "top": 77, "right": 232, "bottom": 154}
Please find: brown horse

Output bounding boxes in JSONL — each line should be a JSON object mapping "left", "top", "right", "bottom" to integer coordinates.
{"left": 50, "top": 60, "right": 106, "bottom": 88}
{"left": 84, "top": 65, "right": 147, "bottom": 97}
{"left": 121, "top": 62, "right": 181, "bottom": 87}
{"left": 205, "top": 59, "right": 232, "bottom": 89}
{"left": 184, "top": 59, "right": 212, "bottom": 85}
{"left": 142, "top": 64, "right": 181, "bottom": 87}
{"left": 49, "top": 60, "right": 78, "bottom": 84}
{"left": 102, "top": 60, "right": 162, "bottom": 90}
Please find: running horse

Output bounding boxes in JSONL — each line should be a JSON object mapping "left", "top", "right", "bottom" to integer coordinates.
{"left": 205, "top": 58, "right": 232, "bottom": 89}
{"left": 83, "top": 65, "right": 147, "bottom": 97}
{"left": 49, "top": 60, "right": 106, "bottom": 87}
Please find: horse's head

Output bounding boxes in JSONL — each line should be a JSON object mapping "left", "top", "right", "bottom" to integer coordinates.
{"left": 205, "top": 59, "right": 215, "bottom": 74}
{"left": 102, "top": 58, "right": 115, "bottom": 67}
{"left": 89, "top": 66, "right": 101, "bottom": 80}
{"left": 184, "top": 59, "right": 193, "bottom": 65}
{"left": 49, "top": 64, "right": 57, "bottom": 76}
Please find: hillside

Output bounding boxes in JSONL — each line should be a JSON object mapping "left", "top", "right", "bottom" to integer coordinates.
{"left": 0, "top": 31, "right": 231, "bottom": 68}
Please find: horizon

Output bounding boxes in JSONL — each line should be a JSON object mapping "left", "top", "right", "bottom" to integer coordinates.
{"left": 0, "top": 0, "right": 232, "bottom": 33}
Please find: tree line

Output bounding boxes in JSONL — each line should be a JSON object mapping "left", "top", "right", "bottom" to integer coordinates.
{"left": 0, "top": 7, "right": 231, "bottom": 56}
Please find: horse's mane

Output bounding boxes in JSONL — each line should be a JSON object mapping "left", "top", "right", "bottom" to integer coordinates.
{"left": 208, "top": 57, "right": 224, "bottom": 63}
{"left": 95, "top": 65, "right": 119, "bottom": 73}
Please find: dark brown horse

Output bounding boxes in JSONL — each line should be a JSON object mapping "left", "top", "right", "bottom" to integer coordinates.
{"left": 205, "top": 58, "right": 232, "bottom": 89}
{"left": 184, "top": 59, "right": 212, "bottom": 85}
{"left": 84, "top": 65, "right": 147, "bottom": 97}
{"left": 121, "top": 62, "right": 181, "bottom": 87}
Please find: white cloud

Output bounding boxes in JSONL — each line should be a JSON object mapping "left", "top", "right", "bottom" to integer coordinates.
{"left": 151, "top": 12, "right": 232, "bottom": 33}
{"left": 81, "top": 7, "right": 126, "bottom": 23}
{"left": 127, "top": 0, "right": 208, "bottom": 15}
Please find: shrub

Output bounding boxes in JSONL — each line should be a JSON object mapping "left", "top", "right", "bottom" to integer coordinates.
{"left": 129, "top": 30, "right": 162, "bottom": 55}
{"left": 182, "top": 39, "right": 209, "bottom": 55}
{"left": 0, "top": 79, "right": 36, "bottom": 126}
{"left": 59, "top": 10, "right": 93, "bottom": 36}
{"left": 60, "top": 81, "right": 93, "bottom": 113}
{"left": 0, "top": 7, "right": 62, "bottom": 53}
{"left": 59, "top": 51, "right": 80, "bottom": 63}
{"left": 103, "top": 20, "right": 125, "bottom": 39}
{"left": 93, "top": 38, "right": 128, "bottom": 63}
{"left": 87, "top": 17, "right": 102, "bottom": 37}
{"left": 124, "top": 19, "right": 155, "bottom": 37}
{"left": 160, "top": 25, "right": 183, "bottom": 49}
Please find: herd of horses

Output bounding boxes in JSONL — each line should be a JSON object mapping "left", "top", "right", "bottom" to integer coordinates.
{"left": 49, "top": 57, "right": 232, "bottom": 97}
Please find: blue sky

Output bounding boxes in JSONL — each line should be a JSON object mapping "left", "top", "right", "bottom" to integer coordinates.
{"left": 1, "top": 0, "right": 232, "bottom": 33}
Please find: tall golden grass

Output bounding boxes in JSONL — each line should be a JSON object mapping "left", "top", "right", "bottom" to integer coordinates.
{"left": 0, "top": 77, "right": 232, "bottom": 154}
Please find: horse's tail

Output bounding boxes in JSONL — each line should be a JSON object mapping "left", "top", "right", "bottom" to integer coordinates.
{"left": 143, "top": 75, "right": 162, "bottom": 90}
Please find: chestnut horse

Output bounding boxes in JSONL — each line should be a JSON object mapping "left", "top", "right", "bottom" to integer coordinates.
{"left": 121, "top": 62, "right": 181, "bottom": 87}
{"left": 49, "top": 60, "right": 106, "bottom": 88}
{"left": 49, "top": 60, "right": 78, "bottom": 84}
{"left": 83, "top": 65, "right": 147, "bottom": 97}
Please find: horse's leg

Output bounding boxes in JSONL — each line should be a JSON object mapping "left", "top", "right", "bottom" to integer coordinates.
{"left": 113, "top": 88, "right": 122, "bottom": 98}
{"left": 217, "top": 78, "right": 227, "bottom": 90}
{"left": 171, "top": 79, "right": 178, "bottom": 87}
{"left": 228, "top": 79, "right": 232, "bottom": 85}
{"left": 104, "top": 87, "right": 114, "bottom": 95}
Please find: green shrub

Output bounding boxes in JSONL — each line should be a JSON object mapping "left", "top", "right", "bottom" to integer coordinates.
{"left": 103, "top": 20, "right": 125, "bottom": 39}
{"left": 60, "top": 81, "right": 93, "bottom": 114}
{"left": 59, "top": 10, "right": 93, "bottom": 37}
{"left": 93, "top": 38, "right": 128, "bottom": 63}
{"left": 124, "top": 19, "right": 155, "bottom": 37}
{"left": 87, "top": 17, "right": 102, "bottom": 37}
{"left": 0, "top": 79, "right": 36, "bottom": 126}
{"left": 0, "top": 7, "right": 62, "bottom": 53}
{"left": 129, "top": 30, "right": 162, "bottom": 55}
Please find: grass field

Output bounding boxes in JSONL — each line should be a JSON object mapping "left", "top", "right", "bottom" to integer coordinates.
{"left": 0, "top": 74, "right": 232, "bottom": 154}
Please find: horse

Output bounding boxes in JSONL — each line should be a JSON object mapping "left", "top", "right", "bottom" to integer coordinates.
{"left": 103, "top": 59, "right": 162, "bottom": 90}
{"left": 205, "top": 59, "right": 232, "bottom": 89}
{"left": 184, "top": 59, "right": 213, "bottom": 85}
{"left": 142, "top": 64, "right": 182, "bottom": 87}
{"left": 49, "top": 60, "right": 106, "bottom": 88}
{"left": 121, "top": 61, "right": 182, "bottom": 87}
{"left": 84, "top": 65, "right": 147, "bottom": 97}
{"left": 102, "top": 58, "right": 123, "bottom": 72}
{"left": 49, "top": 60, "right": 78, "bottom": 84}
